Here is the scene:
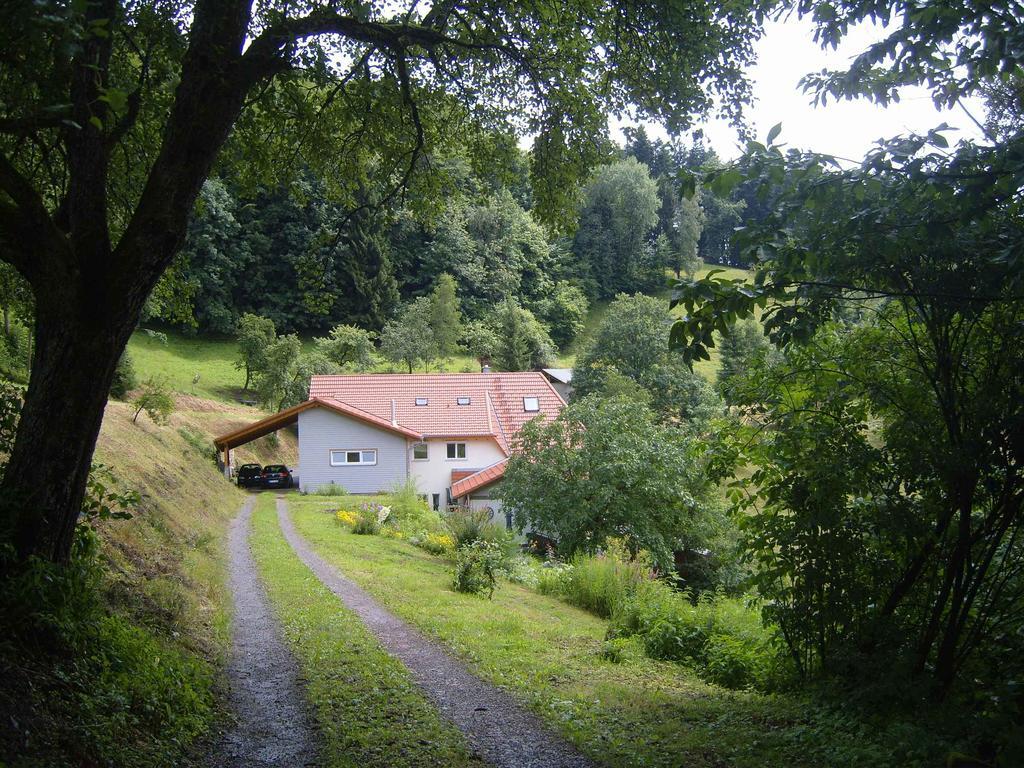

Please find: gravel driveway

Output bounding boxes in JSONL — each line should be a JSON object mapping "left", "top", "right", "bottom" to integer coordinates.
{"left": 276, "top": 497, "right": 594, "bottom": 768}
{"left": 208, "top": 498, "right": 320, "bottom": 767}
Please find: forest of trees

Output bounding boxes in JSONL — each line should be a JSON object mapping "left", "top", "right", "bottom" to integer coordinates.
{"left": 131, "top": 128, "right": 745, "bottom": 348}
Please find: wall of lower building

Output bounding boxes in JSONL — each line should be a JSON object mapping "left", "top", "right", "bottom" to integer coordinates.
{"left": 297, "top": 407, "right": 408, "bottom": 494}
{"left": 408, "top": 437, "right": 506, "bottom": 510}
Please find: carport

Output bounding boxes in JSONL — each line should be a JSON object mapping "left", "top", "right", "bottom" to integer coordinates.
{"left": 213, "top": 400, "right": 318, "bottom": 479}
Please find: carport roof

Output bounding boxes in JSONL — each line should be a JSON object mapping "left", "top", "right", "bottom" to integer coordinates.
{"left": 212, "top": 397, "right": 423, "bottom": 450}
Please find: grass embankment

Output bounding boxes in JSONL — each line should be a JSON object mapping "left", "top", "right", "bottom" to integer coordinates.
{"left": 247, "top": 495, "right": 478, "bottom": 768}
{"left": 287, "top": 496, "right": 900, "bottom": 768}
{"left": 1, "top": 396, "right": 247, "bottom": 767}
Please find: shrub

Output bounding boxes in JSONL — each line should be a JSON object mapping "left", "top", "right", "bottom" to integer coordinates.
{"left": 443, "top": 505, "right": 495, "bottom": 547}
{"left": 608, "top": 580, "right": 779, "bottom": 691}
{"left": 385, "top": 479, "right": 444, "bottom": 535}
{"left": 452, "top": 540, "right": 503, "bottom": 598}
{"left": 318, "top": 482, "right": 348, "bottom": 496}
{"left": 109, "top": 350, "right": 137, "bottom": 400}
{"left": 535, "top": 561, "right": 573, "bottom": 595}
{"left": 335, "top": 510, "right": 358, "bottom": 527}
{"left": 350, "top": 502, "right": 387, "bottom": 535}
{"left": 413, "top": 532, "right": 456, "bottom": 557}
{"left": 558, "top": 546, "right": 652, "bottom": 618}
{"left": 501, "top": 554, "right": 541, "bottom": 588}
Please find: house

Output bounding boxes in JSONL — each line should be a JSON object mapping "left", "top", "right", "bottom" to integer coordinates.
{"left": 540, "top": 368, "right": 573, "bottom": 400}
{"left": 214, "top": 372, "right": 565, "bottom": 517}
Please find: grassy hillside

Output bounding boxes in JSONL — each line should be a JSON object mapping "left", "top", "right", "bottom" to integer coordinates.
{"left": 0, "top": 394, "right": 261, "bottom": 767}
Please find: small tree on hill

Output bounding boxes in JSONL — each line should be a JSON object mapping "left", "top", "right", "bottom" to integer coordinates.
{"left": 316, "top": 324, "right": 377, "bottom": 370}
{"left": 380, "top": 298, "right": 438, "bottom": 373}
{"left": 131, "top": 379, "right": 175, "bottom": 425}
{"left": 429, "top": 273, "right": 463, "bottom": 361}
{"left": 491, "top": 299, "right": 555, "bottom": 371}
{"left": 235, "top": 313, "right": 277, "bottom": 391}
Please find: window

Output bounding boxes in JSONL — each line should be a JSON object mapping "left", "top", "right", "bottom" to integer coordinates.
{"left": 432, "top": 493, "right": 440, "bottom": 511}
{"left": 523, "top": 396, "right": 540, "bottom": 412}
{"left": 330, "top": 449, "right": 377, "bottom": 466}
{"left": 446, "top": 442, "right": 466, "bottom": 459}
{"left": 456, "top": 396, "right": 471, "bottom": 405}
{"left": 412, "top": 442, "right": 428, "bottom": 460}
{"left": 415, "top": 397, "right": 429, "bottom": 406}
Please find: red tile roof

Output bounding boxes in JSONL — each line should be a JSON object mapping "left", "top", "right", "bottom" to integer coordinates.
{"left": 450, "top": 459, "right": 509, "bottom": 498}
{"left": 309, "top": 372, "right": 564, "bottom": 455}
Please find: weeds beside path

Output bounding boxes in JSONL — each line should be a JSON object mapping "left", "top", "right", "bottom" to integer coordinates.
{"left": 275, "top": 496, "right": 593, "bottom": 768}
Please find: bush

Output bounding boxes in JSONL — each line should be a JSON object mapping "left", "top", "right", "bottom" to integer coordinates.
{"left": 608, "top": 580, "right": 779, "bottom": 691}
{"left": 558, "top": 546, "right": 652, "bottom": 618}
{"left": 109, "top": 350, "right": 137, "bottom": 400}
{"left": 335, "top": 509, "right": 358, "bottom": 527}
{"left": 385, "top": 479, "right": 444, "bottom": 536}
{"left": 413, "top": 532, "right": 456, "bottom": 557}
{"left": 443, "top": 505, "right": 495, "bottom": 547}
{"left": 352, "top": 502, "right": 390, "bottom": 535}
{"left": 501, "top": 554, "right": 541, "bottom": 588}
{"left": 452, "top": 540, "right": 503, "bottom": 598}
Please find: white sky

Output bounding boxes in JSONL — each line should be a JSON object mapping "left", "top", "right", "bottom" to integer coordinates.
{"left": 611, "top": 15, "right": 987, "bottom": 161}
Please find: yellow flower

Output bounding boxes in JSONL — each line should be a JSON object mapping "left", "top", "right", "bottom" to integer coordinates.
{"left": 335, "top": 510, "right": 357, "bottom": 527}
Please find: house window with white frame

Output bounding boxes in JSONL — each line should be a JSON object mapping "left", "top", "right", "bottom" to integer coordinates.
{"left": 412, "top": 442, "right": 428, "bottom": 460}
{"left": 329, "top": 449, "right": 377, "bottom": 466}
{"left": 446, "top": 442, "right": 466, "bottom": 460}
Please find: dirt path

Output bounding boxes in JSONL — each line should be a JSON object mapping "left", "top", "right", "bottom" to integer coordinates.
{"left": 276, "top": 497, "right": 594, "bottom": 768}
{"left": 209, "top": 498, "right": 320, "bottom": 767}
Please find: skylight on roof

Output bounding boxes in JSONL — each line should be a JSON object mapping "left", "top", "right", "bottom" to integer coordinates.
{"left": 457, "top": 396, "right": 471, "bottom": 405}
{"left": 523, "top": 396, "right": 539, "bottom": 412}
{"left": 415, "top": 397, "right": 429, "bottom": 406}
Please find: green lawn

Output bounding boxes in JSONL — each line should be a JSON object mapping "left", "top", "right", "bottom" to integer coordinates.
{"left": 127, "top": 330, "right": 248, "bottom": 403}
{"left": 248, "top": 495, "right": 478, "bottom": 768}
{"left": 284, "top": 496, "right": 897, "bottom": 768}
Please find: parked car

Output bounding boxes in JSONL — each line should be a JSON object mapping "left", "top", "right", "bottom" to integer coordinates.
{"left": 261, "top": 464, "right": 292, "bottom": 489}
{"left": 236, "top": 463, "right": 263, "bottom": 488}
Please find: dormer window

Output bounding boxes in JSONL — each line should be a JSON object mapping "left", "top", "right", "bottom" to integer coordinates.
{"left": 523, "top": 396, "right": 540, "bottom": 412}
{"left": 457, "top": 396, "right": 471, "bottom": 406}
{"left": 415, "top": 397, "right": 429, "bottom": 406}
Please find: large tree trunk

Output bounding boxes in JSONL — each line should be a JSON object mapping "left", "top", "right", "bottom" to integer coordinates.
{"left": 0, "top": 299, "right": 135, "bottom": 562}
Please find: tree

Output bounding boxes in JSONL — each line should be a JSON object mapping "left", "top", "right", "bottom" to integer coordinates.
{"left": 672, "top": 127, "right": 1024, "bottom": 696}
{"left": 130, "top": 378, "right": 175, "bottom": 425}
{"left": 672, "top": 189, "right": 704, "bottom": 278}
{"left": 254, "top": 333, "right": 308, "bottom": 410}
{"left": 501, "top": 395, "right": 718, "bottom": 568}
{"left": 575, "top": 293, "right": 720, "bottom": 429}
{"left": 571, "top": 158, "right": 660, "bottom": 298}
{"left": 316, "top": 324, "right": 377, "bottom": 371}
{"left": 235, "top": 313, "right": 277, "bottom": 391}
{"left": 715, "top": 318, "right": 770, "bottom": 404}
{"left": 490, "top": 299, "right": 555, "bottom": 372}
{"left": 380, "top": 298, "right": 437, "bottom": 373}
{"left": 429, "top": 273, "right": 462, "bottom": 360}
{"left": 0, "top": 0, "right": 763, "bottom": 564}
{"left": 461, "top": 320, "right": 499, "bottom": 369}
{"left": 537, "top": 281, "right": 589, "bottom": 348}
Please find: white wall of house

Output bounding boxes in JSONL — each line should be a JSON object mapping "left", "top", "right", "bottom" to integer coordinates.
{"left": 407, "top": 437, "right": 505, "bottom": 510}
{"left": 297, "top": 407, "right": 409, "bottom": 494}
